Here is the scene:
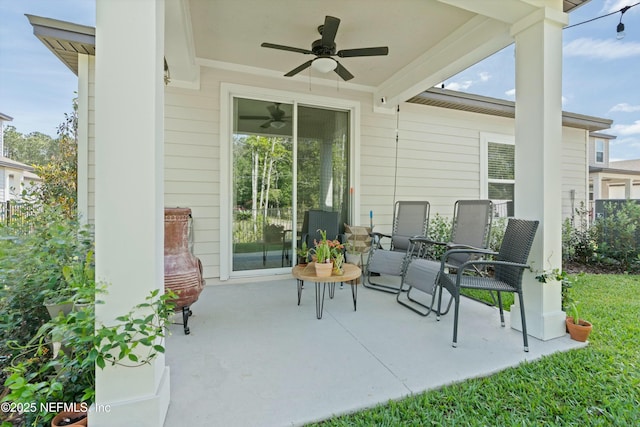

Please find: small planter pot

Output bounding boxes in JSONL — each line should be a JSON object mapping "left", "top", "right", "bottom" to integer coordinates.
{"left": 51, "top": 411, "right": 88, "bottom": 426}
{"left": 566, "top": 317, "right": 592, "bottom": 342}
{"left": 44, "top": 301, "right": 74, "bottom": 319}
{"left": 314, "top": 261, "right": 333, "bottom": 277}
{"left": 345, "top": 252, "right": 361, "bottom": 267}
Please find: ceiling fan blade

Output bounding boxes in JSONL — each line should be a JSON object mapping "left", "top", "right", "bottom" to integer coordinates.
{"left": 334, "top": 61, "right": 354, "bottom": 81}
{"left": 261, "top": 42, "right": 313, "bottom": 55}
{"left": 321, "top": 16, "right": 340, "bottom": 46}
{"left": 337, "top": 47, "right": 389, "bottom": 58}
{"left": 260, "top": 120, "right": 272, "bottom": 128}
{"left": 239, "top": 115, "right": 271, "bottom": 120}
{"left": 267, "top": 104, "right": 279, "bottom": 117}
{"left": 284, "top": 60, "right": 313, "bottom": 77}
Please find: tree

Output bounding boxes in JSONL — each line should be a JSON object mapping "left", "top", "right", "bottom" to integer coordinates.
{"left": 2, "top": 125, "right": 57, "bottom": 166}
{"left": 31, "top": 98, "right": 78, "bottom": 218}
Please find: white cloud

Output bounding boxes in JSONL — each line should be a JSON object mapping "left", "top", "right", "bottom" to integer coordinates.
{"left": 609, "top": 103, "right": 640, "bottom": 113}
{"left": 611, "top": 120, "right": 640, "bottom": 136}
{"left": 504, "top": 88, "right": 516, "bottom": 98}
{"left": 564, "top": 37, "right": 640, "bottom": 60}
{"left": 445, "top": 80, "right": 473, "bottom": 91}
{"left": 478, "top": 72, "right": 491, "bottom": 82}
{"left": 603, "top": 0, "right": 639, "bottom": 14}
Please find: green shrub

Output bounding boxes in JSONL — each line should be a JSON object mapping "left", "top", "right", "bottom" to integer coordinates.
{"left": 0, "top": 203, "right": 93, "bottom": 373}
{"left": 592, "top": 200, "right": 640, "bottom": 272}
{"left": 562, "top": 202, "right": 597, "bottom": 264}
{"left": 488, "top": 217, "right": 506, "bottom": 252}
{"left": 426, "top": 214, "right": 451, "bottom": 260}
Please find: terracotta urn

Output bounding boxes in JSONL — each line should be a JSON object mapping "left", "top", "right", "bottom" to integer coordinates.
{"left": 164, "top": 208, "right": 205, "bottom": 333}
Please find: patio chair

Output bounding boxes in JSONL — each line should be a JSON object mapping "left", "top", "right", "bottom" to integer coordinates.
{"left": 363, "top": 201, "right": 430, "bottom": 293}
{"left": 435, "top": 218, "right": 539, "bottom": 352}
{"left": 397, "top": 199, "right": 493, "bottom": 316}
{"left": 262, "top": 222, "right": 287, "bottom": 267}
{"left": 300, "top": 210, "right": 343, "bottom": 255}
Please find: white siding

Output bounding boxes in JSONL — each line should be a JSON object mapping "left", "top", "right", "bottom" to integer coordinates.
{"left": 85, "top": 65, "right": 588, "bottom": 280}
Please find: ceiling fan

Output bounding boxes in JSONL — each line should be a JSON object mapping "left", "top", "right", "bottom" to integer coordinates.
{"left": 261, "top": 15, "right": 389, "bottom": 81}
{"left": 240, "top": 103, "right": 291, "bottom": 129}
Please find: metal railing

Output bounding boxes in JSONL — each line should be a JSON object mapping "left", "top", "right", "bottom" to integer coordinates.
{"left": 0, "top": 200, "right": 38, "bottom": 227}
{"left": 233, "top": 207, "right": 293, "bottom": 244}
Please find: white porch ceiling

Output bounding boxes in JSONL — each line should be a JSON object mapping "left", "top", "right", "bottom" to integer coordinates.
{"left": 167, "top": 0, "right": 587, "bottom": 105}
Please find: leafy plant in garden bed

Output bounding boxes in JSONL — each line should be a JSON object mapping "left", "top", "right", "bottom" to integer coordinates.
{"left": 0, "top": 203, "right": 93, "bottom": 375}
{"left": 1, "top": 287, "right": 176, "bottom": 426}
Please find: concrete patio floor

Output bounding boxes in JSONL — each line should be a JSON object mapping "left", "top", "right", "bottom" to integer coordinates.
{"left": 164, "top": 275, "right": 584, "bottom": 427}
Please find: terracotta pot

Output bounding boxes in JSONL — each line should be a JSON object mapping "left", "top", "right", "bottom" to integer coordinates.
{"left": 51, "top": 411, "right": 87, "bottom": 426}
{"left": 314, "top": 261, "right": 333, "bottom": 277}
{"left": 566, "top": 317, "right": 592, "bottom": 342}
{"left": 164, "top": 208, "right": 205, "bottom": 309}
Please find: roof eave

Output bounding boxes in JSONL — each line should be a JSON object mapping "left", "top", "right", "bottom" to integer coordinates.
{"left": 408, "top": 88, "right": 612, "bottom": 132}
{"left": 26, "top": 14, "right": 96, "bottom": 76}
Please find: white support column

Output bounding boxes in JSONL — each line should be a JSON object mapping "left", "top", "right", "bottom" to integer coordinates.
{"left": 92, "top": 1, "right": 168, "bottom": 426}
{"left": 592, "top": 173, "right": 602, "bottom": 201}
{"left": 510, "top": 7, "right": 567, "bottom": 341}
{"left": 624, "top": 179, "right": 632, "bottom": 199}
{"left": 77, "top": 54, "right": 89, "bottom": 224}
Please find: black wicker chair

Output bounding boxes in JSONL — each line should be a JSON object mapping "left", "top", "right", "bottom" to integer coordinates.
{"left": 435, "top": 218, "right": 539, "bottom": 352}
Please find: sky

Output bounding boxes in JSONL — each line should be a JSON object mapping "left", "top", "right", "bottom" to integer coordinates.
{"left": 0, "top": 0, "right": 638, "bottom": 159}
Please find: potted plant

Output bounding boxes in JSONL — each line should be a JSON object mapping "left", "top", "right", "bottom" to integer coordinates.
{"left": 333, "top": 252, "right": 345, "bottom": 276}
{"left": 344, "top": 241, "right": 360, "bottom": 266}
{"left": 312, "top": 229, "right": 333, "bottom": 277}
{"left": 296, "top": 241, "right": 310, "bottom": 266}
{"left": 566, "top": 302, "right": 592, "bottom": 342}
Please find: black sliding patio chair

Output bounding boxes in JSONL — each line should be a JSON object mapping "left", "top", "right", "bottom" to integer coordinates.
{"left": 363, "top": 201, "right": 430, "bottom": 293}
{"left": 397, "top": 199, "right": 493, "bottom": 316}
{"left": 435, "top": 218, "right": 539, "bottom": 352}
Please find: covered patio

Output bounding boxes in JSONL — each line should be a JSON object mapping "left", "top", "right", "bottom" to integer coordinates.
{"left": 26, "top": 0, "right": 594, "bottom": 425}
{"left": 164, "top": 277, "right": 582, "bottom": 426}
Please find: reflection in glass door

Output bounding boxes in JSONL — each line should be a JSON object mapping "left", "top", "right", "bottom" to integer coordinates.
{"left": 231, "top": 97, "right": 349, "bottom": 273}
{"left": 296, "top": 105, "right": 350, "bottom": 239}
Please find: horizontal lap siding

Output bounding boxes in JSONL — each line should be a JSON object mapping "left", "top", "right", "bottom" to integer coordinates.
{"left": 164, "top": 81, "right": 219, "bottom": 279}
{"left": 360, "top": 102, "right": 514, "bottom": 234}
{"left": 86, "top": 62, "right": 586, "bottom": 280}
{"left": 562, "top": 128, "right": 588, "bottom": 220}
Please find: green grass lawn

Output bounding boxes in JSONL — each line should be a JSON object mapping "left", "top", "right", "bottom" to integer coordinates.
{"left": 310, "top": 274, "right": 640, "bottom": 426}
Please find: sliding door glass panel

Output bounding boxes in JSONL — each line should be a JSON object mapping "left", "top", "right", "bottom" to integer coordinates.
{"left": 296, "top": 105, "right": 350, "bottom": 240}
{"left": 232, "top": 98, "right": 293, "bottom": 271}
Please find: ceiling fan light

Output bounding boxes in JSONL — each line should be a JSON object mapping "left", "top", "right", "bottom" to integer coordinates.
{"left": 270, "top": 120, "right": 286, "bottom": 129}
{"left": 312, "top": 57, "right": 337, "bottom": 73}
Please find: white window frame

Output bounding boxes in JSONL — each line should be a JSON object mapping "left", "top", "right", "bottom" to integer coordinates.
{"left": 480, "top": 132, "right": 515, "bottom": 210}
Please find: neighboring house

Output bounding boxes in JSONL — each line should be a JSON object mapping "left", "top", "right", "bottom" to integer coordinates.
{"left": 589, "top": 133, "right": 640, "bottom": 201}
{"left": 27, "top": 2, "right": 591, "bottom": 425}
{"left": 0, "top": 112, "right": 12, "bottom": 156}
{"left": 0, "top": 112, "right": 41, "bottom": 203}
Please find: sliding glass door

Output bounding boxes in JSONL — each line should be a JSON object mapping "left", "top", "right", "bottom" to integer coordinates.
{"left": 231, "top": 97, "right": 349, "bottom": 273}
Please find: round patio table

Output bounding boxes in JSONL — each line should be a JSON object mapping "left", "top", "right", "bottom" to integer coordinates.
{"left": 292, "top": 263, "right": 362, "bottom": 319}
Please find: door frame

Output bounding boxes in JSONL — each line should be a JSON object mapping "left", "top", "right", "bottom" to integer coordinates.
{"left": 220, "top": 83, "right": 361, "bottom": 280}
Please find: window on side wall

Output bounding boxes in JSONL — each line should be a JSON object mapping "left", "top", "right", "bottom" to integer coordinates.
{"left": 481, "top": 133, "right": 515, "bottom": 218}
{"left": 595, "top": 139, "right": 604, "bottom": 164}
